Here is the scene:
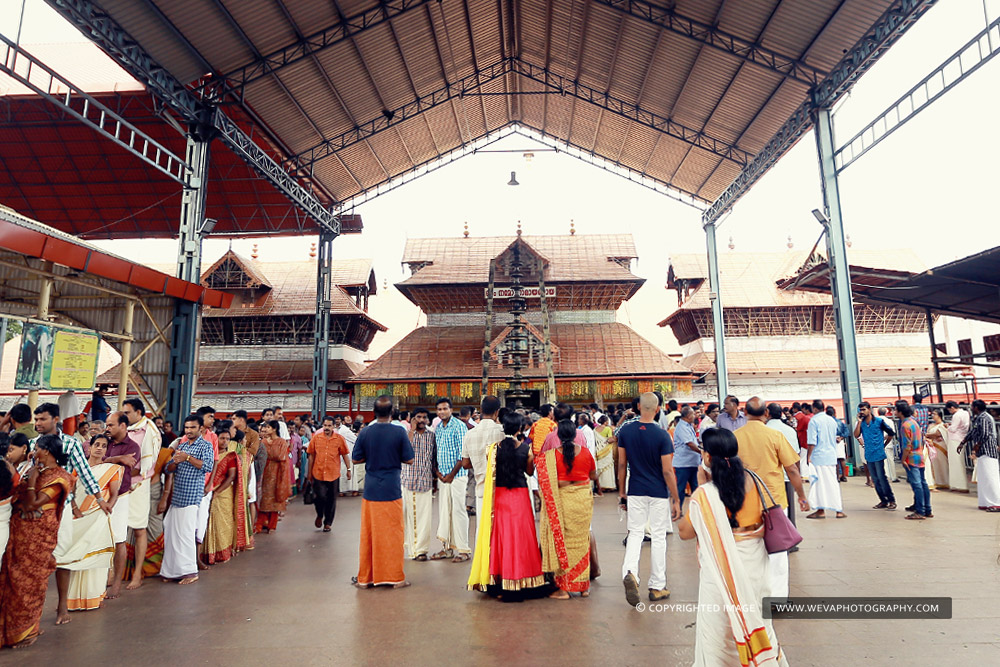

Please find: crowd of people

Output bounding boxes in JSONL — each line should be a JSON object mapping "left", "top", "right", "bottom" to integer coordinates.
{"left": 0, "top": 389, "right": 996, "bottom": 662}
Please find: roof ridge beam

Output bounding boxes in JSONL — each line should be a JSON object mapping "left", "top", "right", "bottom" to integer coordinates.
{"left": 512, "top": 59, "right": 752, "bottom": 166}
{"left": 286, "top": 57, "right": 515, "bottom": 169}
{"left": 703, "top": 0, "right": 937, "bottom": 226}
{"left": 592, "top": 0, "right": 826, "bottom": 86}
{"left": 198, "top": 0, "right": 437, "bottom": 103}
{"left": 41, "top": 0, "right": 340, "bottom": 233}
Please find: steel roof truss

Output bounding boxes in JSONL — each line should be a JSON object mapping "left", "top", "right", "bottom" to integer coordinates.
{"left": 513, "top": 59, "right": 752, "bottom": 165}
{"left": 42, "top": 0, "right": 340, "bottom": 233}
{"left": 592, "top": 0, "right": 826, "bottom": 86}
{"left": 288, "top": 57, "right": 515, "bottom": 169}
{"left": 703, "top": 0, "right": 938, "bottom": 225}
{"left": 0, "top": 34, "right": 190, "bottom": 184}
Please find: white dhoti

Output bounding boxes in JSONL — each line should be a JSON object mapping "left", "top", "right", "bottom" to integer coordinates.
{"left": 160, "top": 504, "right": 200, "bottom": 579}
{"left": 110, "top": 492, "right": 131, "bottom": 544}
{"left": 128, "top": 480, "right": 151, "bottom": 529}
{"left": 436, "top": 478, "right": 470, "bottom": 554}
{"left": 247, "top": 465, "right": 257, "bottom": 503}
{"left": 0, "top": 502, "right": 10, "bottom": 569}
{"left": 975, "top": 456, "right": 1000, "bottom": 509}
{"left": 597, "top": 453, "right": 616, "bottom": 490}
{"left": 767, "top": 507, "right": 790, "bottom": 599}
{"left": 196, "top": 490, "right": 213, "bottom": 543}
{"left": 339, "top": 459, "right": 355, "bottom": 493}
{"left": 352, "top": 463, "right": 366, "bottom": 492}
{"left": 56, "top": 504, "right": 115, "bottom": 611}
{"left": 808, "top": 465, "right": 843, "bottom": 512}
{"left": 799, "top": 448, "right": 814, "bottom": 479}
{"left": 402, "top": 489, "right": 433, "bottom": 558}
{"left": 885, "top": 444, "right": 899, "bottom": 481}
{"left": 948, "top": 436, "right": 970, "bottom": 491}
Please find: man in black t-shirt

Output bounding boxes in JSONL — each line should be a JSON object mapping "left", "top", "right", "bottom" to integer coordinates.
{"left": 617, "top": 392, "right": 680, "bottom": 607}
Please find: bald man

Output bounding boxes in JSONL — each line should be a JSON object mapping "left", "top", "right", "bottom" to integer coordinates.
{"left": 735, "top": 397, "right": 809, "bottom": 599}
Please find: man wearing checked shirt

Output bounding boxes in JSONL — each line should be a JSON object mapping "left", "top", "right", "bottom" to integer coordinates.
{"left": 30, "top": 402, "right": 104, "bottom": 626}
{"left": 430, "top": 398, "right": 470, "bottom": 562}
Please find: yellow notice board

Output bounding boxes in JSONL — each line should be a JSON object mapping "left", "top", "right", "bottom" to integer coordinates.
{"left": 15, "top": 322, "right": 101, "bottom": 391}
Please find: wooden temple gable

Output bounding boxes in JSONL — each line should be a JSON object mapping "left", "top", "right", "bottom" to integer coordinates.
{"left": 201, "top": 314, "right": 379, "bottom": 348}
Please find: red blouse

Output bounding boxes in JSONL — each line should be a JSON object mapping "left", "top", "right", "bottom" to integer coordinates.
{"left": 555, "top": 447, "right": 596, "bottom": 482}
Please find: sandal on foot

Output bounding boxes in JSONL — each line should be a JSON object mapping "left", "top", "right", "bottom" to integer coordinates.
{"left": 430, "top": 549, "right": 453, "bottom": 560}
{"left": 451, "top": 553, "right": 470, "bottom": 563}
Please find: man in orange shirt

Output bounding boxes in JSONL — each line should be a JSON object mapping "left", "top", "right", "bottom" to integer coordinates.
{"left": 308, "top": 415, "right": 352, "bottom": 532}
{"left": 528, "top": 404, "right": 556, "bottom": 511}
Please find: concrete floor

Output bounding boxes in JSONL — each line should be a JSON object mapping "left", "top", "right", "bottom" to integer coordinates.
{"left": 14, "top": 479, "right": 1000, "bottom": 666}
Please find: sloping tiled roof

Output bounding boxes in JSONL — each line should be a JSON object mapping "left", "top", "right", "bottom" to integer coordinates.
{"left": 201, "top": 250, "right": 272, "bottom": 288}
{"left": 399, "top": 235, "right": 640, "bottom": 286}
{"left": 99, "top": 358, "right": 366, "bottom": 386}
{"left": 681, "top": 347, "right": 937, "bottom": 376}
{"left": 355, "top": 322, "right": 689, "bottom": 382}
{"left": 661, "top": 249, "right": 926, "bottom": 321}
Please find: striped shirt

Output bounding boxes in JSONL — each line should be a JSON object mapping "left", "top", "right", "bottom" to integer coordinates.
{"left": 401, "top": 429, "right": 435, "bottom": 493}
{"left": 31, "top": 430, "right": 100, "bottom": 497}
{"left": 899, "top": 417, "right": 924, "bottom": 468}
{"left": 434, "top": 417, "right": 468, "bottom": 478}
{"left": 968, "top": 411, "right": 998, "bottom": 459}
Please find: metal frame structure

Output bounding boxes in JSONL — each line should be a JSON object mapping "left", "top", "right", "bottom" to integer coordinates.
{"left": 311, "top": 230, "right": 336, "bottom": 420}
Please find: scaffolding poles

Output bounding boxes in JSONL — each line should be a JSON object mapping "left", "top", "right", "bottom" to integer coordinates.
{"left": 312, "top": 229, "right": 336, "bottom": 421}
{"left": 116, "top": 299, "right": 135, "bottom": 410}
{"left": 166, "top": 134, "right": 211, "bottom": 425}
{"left": 814, "top": 106, "right": 863, "bottom": 469}
{"left": 482, "top": 259, "right": 496, "bottom": 397}
{"left": 704, "top": 221, "right": 728, "bottom": 402}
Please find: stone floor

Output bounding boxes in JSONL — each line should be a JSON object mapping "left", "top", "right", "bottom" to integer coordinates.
{"left": 14, "top": 478, "right": 1000, "bottom": 666}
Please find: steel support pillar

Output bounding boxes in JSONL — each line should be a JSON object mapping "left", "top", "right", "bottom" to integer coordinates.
{"left": 312, "top": 229, "right": 336, "bottom": 421}
{"left": 814, "top": 106, "right": 863, "bottom": 469}
{"left": 166, "top": 133, "right": 210, "bottom": 425}
{"left": 704, "top": 221, "right": 728, "bottom": 402}
{"left": 28, "top": 263, "right": 53, "bottom": 410}
{"left": 117, "top": 299, "right": 135, "bottom": 410}
{"left": 927, "top": 308, "right": 944, "bottom": 402}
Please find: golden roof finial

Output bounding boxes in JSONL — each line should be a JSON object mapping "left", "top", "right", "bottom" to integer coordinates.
{"left": 787, "top": 235, "right": 794, "bottom": 249}
{"left": 516, "top": 220, "right": 522, "bottom": 237}
{"left": 728, "top": 236, "right": 735, "bottom": 250}
{"left": 309, "top": 242, "right": 317, "bottom": 258}
{"left": 463, "top": 221, "right": 469, "bottom": 238}
{"left": 251, "top": 243, "right": 258, "bottom": 260}
{"left": 569, "top": 219, "right": 576, "bottom": 236}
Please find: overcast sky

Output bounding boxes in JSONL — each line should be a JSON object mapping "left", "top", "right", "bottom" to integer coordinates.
{"left": 4, "top": 0, "right": 999, "bottom": 358}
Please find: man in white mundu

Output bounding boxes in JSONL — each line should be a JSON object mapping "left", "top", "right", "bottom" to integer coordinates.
{"left": 122, "top": 398, "right": 162, "bottom": 589}
{"left": 806, "top": 400, "right": 846, "bottom": 519}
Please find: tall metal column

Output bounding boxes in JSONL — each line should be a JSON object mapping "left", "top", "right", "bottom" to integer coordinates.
{"left": 116, "top": 299, "right": 135, "bottom": 410}
{"left": 166, "top": 132, "right": 211, "bottom": 425}
{"left": 704, "top": 221, "right": 728, "bottom": 402}
{"left": 814, "top": 106, "right": 863, "bottom": 469}
{"left": 28, "top": 263, "right": 54, "bottom": 410}
{"left": 312, "top": 229, "right": 336, "bottom": 421}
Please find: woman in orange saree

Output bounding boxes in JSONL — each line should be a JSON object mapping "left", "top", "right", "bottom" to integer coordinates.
{"left": 204, "top": 430, "right": 252, "bottom": 563}
{"left": 0, "top": 435, "right": 74, "bottom": 648}
{"left": 538, "top": 421, "right": 597, "bottom": 599}
{"left": 254, "top": 420, "right": 290, "bottom": 534}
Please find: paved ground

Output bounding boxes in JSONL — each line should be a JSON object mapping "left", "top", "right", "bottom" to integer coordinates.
{"left": 15, "top": 479, "right": 1000, "bottom": 665}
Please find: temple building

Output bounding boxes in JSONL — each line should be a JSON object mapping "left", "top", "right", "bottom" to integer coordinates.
{"left": 353, "top": 232, "right": 692, "bottom": 409}
{"left": 659, "top": 249, "right": 951, "bottom": 405}
{"left": 190, "top": 249, "right": 385, "bottom": 413}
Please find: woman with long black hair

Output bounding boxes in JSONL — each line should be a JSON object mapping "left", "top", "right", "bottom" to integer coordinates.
{"left": 468, "top": 412, "right": 547, "bottom": 600}
{"left": 538, "top": 419, "right": 597, "bottom": 599}
{"left": 678, "top": 428, "right": 787, "bottom": 665}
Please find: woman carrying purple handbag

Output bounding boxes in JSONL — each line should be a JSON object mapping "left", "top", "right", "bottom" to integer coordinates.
{"left": 747, "top": 470, "right": 804, "bottom": 554}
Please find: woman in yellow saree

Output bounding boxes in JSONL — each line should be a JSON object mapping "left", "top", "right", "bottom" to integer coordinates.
{"left": 538, "top": 420, "right": 597, "bottom": 599}
{"left": 678, "top": 428, "right": 787, "bottom": 666}
{"left": 59, "top": 434, "right": 121, "bottom": 612}
{"left": 203, "top": 430, "right": 253, "bottom": 564}
{"left": 468, "top": 413, "right": 546, "bottom": 600}
{"left": 594, "top": 415, "right": 616, "bottom": 491}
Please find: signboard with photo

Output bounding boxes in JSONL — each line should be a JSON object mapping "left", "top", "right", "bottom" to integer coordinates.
{"left": 15, "top": 321, "right": 101, "bottom": 391}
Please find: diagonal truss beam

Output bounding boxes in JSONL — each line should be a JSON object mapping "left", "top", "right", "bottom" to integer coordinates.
{"left": 198, "top": 0, "right": 437, "bottom": 103}
{"left": 42, "top": 0, "right": 340, "bottom": 232}
{"left": 513, "top": 59, "right": 753, "bottom": 165}
{"left": 703, "top": 0, "right": 937, "bottom": 225}
{"left": 0, "top": 33, "right": 190, "bottom": 184}
{"left": 835, "top": 13, "right": 1000, "bottom": 174}
{"left": 287, "top": 58, "right": 514, "bottom": 169}
{"left": 592, "top": 0, "right": 826, "bottom": 86}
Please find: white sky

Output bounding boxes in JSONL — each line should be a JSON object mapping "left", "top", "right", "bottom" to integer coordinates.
{"left": 3, "top": 0, "right": 1000, "bottom": 359}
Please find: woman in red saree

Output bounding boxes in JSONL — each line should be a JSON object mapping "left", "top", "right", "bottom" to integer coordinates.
{"left": 538, "top": 420, "right": 597, "bottom": 599}
{"left": 254, "top": 420, "right": 290, "bottom": 534}
{"left": 204, "top": 430, "right": 253, "bottom": 563}
{"left": 0, "top": 434, "right": 74, "bottom": 648}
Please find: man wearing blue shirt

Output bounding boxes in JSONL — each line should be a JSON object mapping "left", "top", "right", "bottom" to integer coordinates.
{"left": 431, "top": 398, "right": 470, "bottom": 562}
{"left": 618, "top": 393, "right": 680, "bottom": 607}
{"left": 672, "top": 407, "right": 701, "bottom": 507}
{"left": 806, "top": 400, "right": 845, "bottom": 518}
{"left": 854, "top": 402, "right": 896, "bottom": 509}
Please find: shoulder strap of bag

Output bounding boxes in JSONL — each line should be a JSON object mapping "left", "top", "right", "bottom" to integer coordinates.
{"left": 746, "top": 469, "right": 779, "bottom": 509}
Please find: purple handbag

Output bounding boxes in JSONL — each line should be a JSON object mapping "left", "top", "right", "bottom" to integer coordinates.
{"left": 748, "top": 471, "right": 803, "bottom": 554}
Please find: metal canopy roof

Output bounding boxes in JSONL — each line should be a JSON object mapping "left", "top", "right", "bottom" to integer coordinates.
{"left": 9, "top": 0, "right": 933, "bottom": 238}
{"left": 776, "top": 246, "right": 1000, "bottom": 325}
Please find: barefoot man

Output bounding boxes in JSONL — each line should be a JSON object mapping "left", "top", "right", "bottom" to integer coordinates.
{"left": 122, "top": 398, "right": 162, "bottom": 590}
{"left": 159, "top": 414, "right": 213, "bottom": 585}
